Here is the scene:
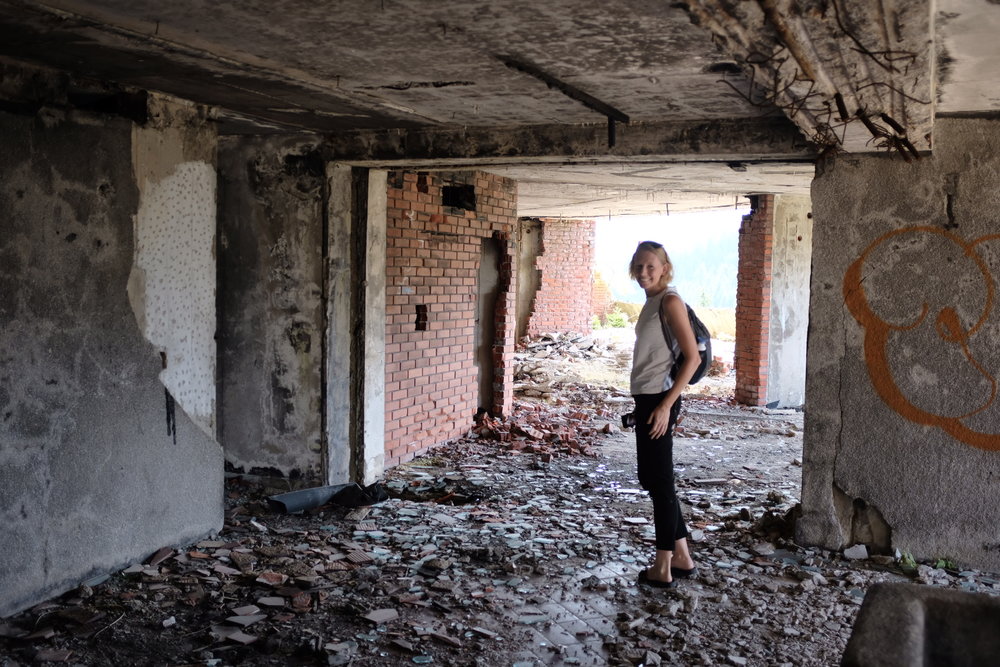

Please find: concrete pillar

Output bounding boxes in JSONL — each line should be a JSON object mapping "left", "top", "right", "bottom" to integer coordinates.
{"left": 766, "top": 195, "right": 812, "bottom": 408}
{"left": 326, "top": 165, "right": 385, "bottom": 485}
{"left": 362, "top": 170, "right": 387, "bottom": 484}
{"left": 798, "top": 118, "right": 1000, "bottom": 571}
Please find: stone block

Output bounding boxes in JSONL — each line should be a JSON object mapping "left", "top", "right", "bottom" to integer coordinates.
{"left": 842, "top": 582, "right": 1000, "bottom": 666}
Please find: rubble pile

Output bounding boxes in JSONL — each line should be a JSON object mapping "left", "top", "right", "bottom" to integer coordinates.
{"left": 515, "top": 332, "right": 631, "bottom": 403}
{"left": 4, "top": 337, "right": 1000, "bottom": 665}
{"left": 471, "top": 398, "right": 623, "bottom": 459}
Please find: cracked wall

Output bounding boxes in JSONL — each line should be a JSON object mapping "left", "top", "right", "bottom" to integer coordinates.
{"left": 799, "top": 118, "right": 1000, "bottom": 570}
{"left": 0, "top": 93, "right": 222, "bottom": 618}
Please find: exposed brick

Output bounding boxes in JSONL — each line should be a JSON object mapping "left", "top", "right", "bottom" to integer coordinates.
{"left": 735, "top": 195, "right": 774, "bottom": 406}
{"left": 524, "top": 217, "right": 596, "bottom": 337}
{"left": 383, "top": 170, "right": 517, "bottom": 465}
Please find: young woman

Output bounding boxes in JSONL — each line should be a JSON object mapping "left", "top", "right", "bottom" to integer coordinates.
{"left": 629, "top": 241, "right": 700, "bottom": 588}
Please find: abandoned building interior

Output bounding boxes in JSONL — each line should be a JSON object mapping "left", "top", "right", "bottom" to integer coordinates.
{"left": 4, "top": 0, "right": 1000, "bottom": 655}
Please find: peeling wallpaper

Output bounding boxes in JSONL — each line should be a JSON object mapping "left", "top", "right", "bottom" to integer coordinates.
{"left": 128, "top": 128, "right": 216, "bottom": 437}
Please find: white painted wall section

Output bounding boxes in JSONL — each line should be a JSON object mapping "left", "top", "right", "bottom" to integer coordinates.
{"left": 128, "top": 123, "right": 217, "bottom": 437}
{"left": 766, "top": 194, "right": 812, "bottom": 408}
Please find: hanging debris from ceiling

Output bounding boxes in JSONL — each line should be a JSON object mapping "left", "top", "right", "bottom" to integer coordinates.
{"left": 678, "top": 0, "right": 932, "bottom": 159}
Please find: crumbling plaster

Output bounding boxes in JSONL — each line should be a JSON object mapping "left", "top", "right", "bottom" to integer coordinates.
{"left": 128, "top": 99, "right": 217, "bottom": 436}
{"left": 0, "top": 102, "right": 222, "bottom": 618}
{"left": 800, "top": 118, "right": 1000, "bottom": 570}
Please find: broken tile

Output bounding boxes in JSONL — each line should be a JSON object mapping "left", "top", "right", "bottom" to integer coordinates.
{"left": 145, "top": 547, "right": 174, "bottom": 567}
{"left": 255, "top": 571, "right": 288, "bottom": 587}
{"left": 431, "top": 631, "right": 462, "bottom": 647}
{"left": 345, "top": 507, "right": 371, "bottom": 521}
{"left": 225, "top": 629, "right": 258, "bottom": 644}
{"left": 201, "top": 539, "right": 227, "bottom": 548}
{"left": 231, "top": 605, "right": 261, "bottom": 616}
{"left": 34, "top": 649, "right": 74, "bottom": 662}
{"left": 257, "top": 596, "right": 286, "bottom": 607}
{"left": 362, "top": 608, "right": 399, "bottom": 624}
{"left": 346, "top": 550, "right": 373, "bottom": 564}
{"left": 226, "top": 614, "right": 267, "bottom": 627}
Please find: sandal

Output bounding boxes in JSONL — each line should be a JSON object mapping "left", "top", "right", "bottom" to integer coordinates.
{"left": 638, "top": 569, "right": 676, "bottom": 589}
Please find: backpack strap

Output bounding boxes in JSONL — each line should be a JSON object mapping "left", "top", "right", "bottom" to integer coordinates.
{"left": 658, "top": 288, "right": 682, "bottom": 360}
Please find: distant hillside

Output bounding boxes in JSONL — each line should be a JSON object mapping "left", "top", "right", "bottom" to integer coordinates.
{"left": 596, "top": 211, "right": 743, "bottom": 310}
{"left": 613, "top": 302, "right": 735, "bottom": 340}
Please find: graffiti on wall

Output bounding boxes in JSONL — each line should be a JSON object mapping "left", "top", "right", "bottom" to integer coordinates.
{"left": 844, "top": 226, "right": 1000, "bottom": 451}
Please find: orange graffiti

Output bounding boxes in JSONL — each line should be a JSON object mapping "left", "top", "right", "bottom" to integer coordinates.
{"left": 843, "top": 226, "right": 1000, "bottom": 451}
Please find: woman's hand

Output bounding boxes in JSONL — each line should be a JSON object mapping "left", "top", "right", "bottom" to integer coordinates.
{"left": 647, "top": 398, "right": 676, "bottom": 439}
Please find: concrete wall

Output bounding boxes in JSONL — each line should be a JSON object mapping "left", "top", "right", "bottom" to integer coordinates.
{"left": 384, "top": 171, "right": 517, "bottom": 467}
{"left": 523, "top": 217, "right": 596, "bottom": 337}
{"left": 766, "top": 194, "right": 812, "bottom": 408}
{"left": 217, "top": 137, "right": 326, "bottom": 481}
{"left": 799, "top": 118, "right": 1000, "bottom": 570}
{"left": 0, "top": 102, "right": 222, "bottom": 618}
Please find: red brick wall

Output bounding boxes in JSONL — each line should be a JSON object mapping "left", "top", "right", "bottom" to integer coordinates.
{"left": 384, "top": 171, "right": 517, "bottom": 468}
{"left": 525, "top": 217, "right": 595, "bottom": 336}
{"left": 735, "top": 194, "right": 773, "bottom": 406}
{"left": 591, "top": 271, "right": 614, "bottom": 323}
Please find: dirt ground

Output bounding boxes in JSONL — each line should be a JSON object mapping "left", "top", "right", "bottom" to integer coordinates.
{"left": 2, "top": 331, "right": 998, "bottom": 666}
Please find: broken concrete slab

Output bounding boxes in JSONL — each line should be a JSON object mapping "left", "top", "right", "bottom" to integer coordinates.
{"left": 842, "top": 583, "right": 1000, "bottom": 666}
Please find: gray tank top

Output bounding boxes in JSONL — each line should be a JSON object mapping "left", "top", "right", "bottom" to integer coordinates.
{"left": 630, "top": 287, "right": 679, "bottom": 395}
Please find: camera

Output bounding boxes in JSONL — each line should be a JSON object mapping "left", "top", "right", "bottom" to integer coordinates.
{"left": 621, "top": 412, "right": 636, "bottom": 428}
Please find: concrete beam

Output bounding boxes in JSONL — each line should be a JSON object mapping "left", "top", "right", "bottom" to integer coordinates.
{"left": 320, "top": 117, "right": 815, "bottom": 166}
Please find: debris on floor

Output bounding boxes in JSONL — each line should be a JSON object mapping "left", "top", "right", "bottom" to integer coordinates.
{"left": 3, "top": 333, "right": 998, "bottom": 666}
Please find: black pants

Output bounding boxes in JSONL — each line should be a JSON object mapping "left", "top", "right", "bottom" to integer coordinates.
{"left": 634, "top": 392, "right": 688, "bottom": 551}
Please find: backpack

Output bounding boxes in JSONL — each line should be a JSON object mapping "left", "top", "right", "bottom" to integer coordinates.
{"left": 660, "top": 302, "right": 712, "bottom": 384}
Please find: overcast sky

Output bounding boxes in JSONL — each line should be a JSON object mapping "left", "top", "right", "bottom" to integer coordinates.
{"left": 594, "top": 208, "right": 748, "bottom": 308}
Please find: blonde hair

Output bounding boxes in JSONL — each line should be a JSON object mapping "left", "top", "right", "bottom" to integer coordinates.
{"left": 629, "top": 240, "right": 673, "bottom": 289}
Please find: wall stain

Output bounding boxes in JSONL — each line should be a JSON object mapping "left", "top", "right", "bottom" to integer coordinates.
{"left": 165, "top": 388, "right": 177, "bottom": 445}
{"left": 844, "top": 226, "right": 1000, "bottom": 450}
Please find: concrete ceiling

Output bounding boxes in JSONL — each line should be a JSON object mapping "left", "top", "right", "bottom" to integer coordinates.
{"left": 2, "top": 0, "right": 998, "bottom": 217}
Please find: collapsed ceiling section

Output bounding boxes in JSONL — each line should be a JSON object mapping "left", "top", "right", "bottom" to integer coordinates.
{"left": 678, "top": 0, "right": 934, "bottom": 158}
{"left": 3, "top": 0, "right": 998, "bottom": 215}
